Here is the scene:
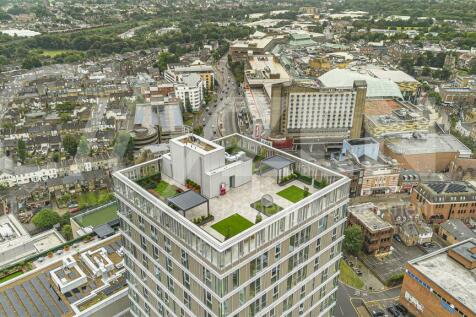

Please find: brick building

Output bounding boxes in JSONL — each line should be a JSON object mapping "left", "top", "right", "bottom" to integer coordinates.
{"left": 399, "top": 239, "right": 476, "bottom": 317}
{"left": 348, "top": 203, "right": 394, "bottom": 256}
{"left": 411, "top": 181, "right": 476, "bottom": 223}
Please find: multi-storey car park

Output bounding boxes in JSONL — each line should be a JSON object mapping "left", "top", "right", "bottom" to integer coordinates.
{"left": 113, "top": 133, "right": 350, "bottom": 317}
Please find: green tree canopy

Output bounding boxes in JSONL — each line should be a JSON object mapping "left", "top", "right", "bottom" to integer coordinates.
{"left": 61, "top": 224, "right": 73, "bottom": 240}
{"left": 62, "top": 134, "right": 79, "bottom": 157}
{"left": 77, "top": 136, "right": 90, "bottom": 157}
{"left": 343, "top": 225, "right": 364, "bottom": 255}
{"left": 17, "top": 139, "right": 26, "bottom": 163}
{"left": 32, "top": 208, "right": 61, "bottom": 230}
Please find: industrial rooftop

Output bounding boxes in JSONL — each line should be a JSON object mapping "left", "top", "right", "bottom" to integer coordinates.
{"left": 410, "top": 239, "right": 476, "bottom": 315}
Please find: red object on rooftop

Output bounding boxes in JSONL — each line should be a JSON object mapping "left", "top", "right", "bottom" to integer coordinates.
{"left": 271, "top": 138, "right": 294, "bottom": 150}
{"left": 220, "top": 183, "right": 226, "bottom": 196}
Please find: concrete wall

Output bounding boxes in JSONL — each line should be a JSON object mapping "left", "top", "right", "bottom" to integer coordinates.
{"left": 203, "top": 159, "right": 252, "bottom": 198}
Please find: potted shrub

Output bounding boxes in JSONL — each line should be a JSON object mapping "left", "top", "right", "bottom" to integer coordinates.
{"left": 64, "top": 245, "right": 70, "bottom": 251}
{"left": 47, "top": 251, "right": 53, "bottom": 258}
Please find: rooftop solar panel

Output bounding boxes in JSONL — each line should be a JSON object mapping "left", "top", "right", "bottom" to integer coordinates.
{"left": 14, "top": 286, "right": 37, "bottom": 317}
{"left": 6, "top": 288, "right": 26, "bottom": 317}
{"left": 0, "top": 293, "right": 16, "bottom": 317}
{"left": 31, "top": 278, "right": 61, "bottom": 317}
{"left": 23, "top": 281, "right": 49, "bottom": 317}
{"left": 38, "top": 274, "right": 69, "bottom": 314}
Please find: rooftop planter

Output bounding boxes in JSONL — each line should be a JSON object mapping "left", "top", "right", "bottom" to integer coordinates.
{"left": 192, "top": 214, "right": 214, "bottom": 226}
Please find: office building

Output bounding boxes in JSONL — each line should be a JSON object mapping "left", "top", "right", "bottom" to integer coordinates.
{"left": 411, "top": 181, "right": 476, "bottom": 223}
{"left": 113, "top": 133, "right": 350, "bottom": 317}
{"left": 348, "top": 203, "right": 394, "bottom": 256}
{"left": 399, "top": 238, "right": 476, "bottom": 317}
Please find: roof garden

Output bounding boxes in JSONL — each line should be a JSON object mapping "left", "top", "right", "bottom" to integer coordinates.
{"left": 73, "top": 202, "right": 118, "bottom": 228}
{"left": 0, "top": 236, "right": 126, "bottom": 317}
{"left": 121, "top": 134, "right": 342, "bottom": 243}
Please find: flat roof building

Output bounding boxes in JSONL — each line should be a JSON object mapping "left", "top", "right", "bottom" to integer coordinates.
{"left": 348, "top": 203, "right": 394, "bottom": 256}
{"left": 0, "top": 234, "right": 128, "bottom": 317}
{"left": 400, "top": 238, "right": 476, "bottom": 317}
{"left": 113, "top": 133, "right": 350, "bottom": 317}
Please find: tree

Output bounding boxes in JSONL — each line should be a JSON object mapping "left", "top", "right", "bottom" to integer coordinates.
{"left": 32, "top": 208, "right": 61, "bottom": 230}
{"left": 157, "top": 51, "right": 179, "bottom": 71}
{"left": 62, "top": 134, "right": 79, "bottom": 157}
{"left": 17, "top": 139, "right": 26, "bottom": 163}
{"left": 77, "top": 136, "right": 90, "bottom": 157}
{"left": 21, "top": 55, "right": 42, "bottom": 69}
{"left": 343, "top": 225, "right": 364, "bottom": 255}
{"left": 61, "top": 224, "right": 73, "bottom": 240}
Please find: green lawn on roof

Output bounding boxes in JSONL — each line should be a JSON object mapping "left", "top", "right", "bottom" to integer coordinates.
{"left": 78, "top": 202, "right": 118, "bottom": 227}
{"left": 277, "top": 185, "right": 310, "bottom": 203}
{"left": 211, "top": 214, "right": 254, "bottom": 239}
{"left": 155, "top": 180, "right": 179, "bottom": 199}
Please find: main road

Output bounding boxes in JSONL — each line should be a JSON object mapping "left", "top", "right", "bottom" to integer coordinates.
{"left": 203, "top": 55, "right": 241, "bottom": 140}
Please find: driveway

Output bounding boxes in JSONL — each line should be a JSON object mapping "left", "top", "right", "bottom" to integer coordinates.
{"left": 360, "top": 240, "right": 425, "bottom": 283}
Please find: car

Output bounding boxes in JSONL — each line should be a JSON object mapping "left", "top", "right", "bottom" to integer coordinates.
{"left": 395, "top": 304, "right": 408, "bottom": 315}
{"left": 371, "top": 309, "right": 385, "bottom": 317}
{"left": 393, "top": 234, "right": 402, "bottom": 243}
{"left": 387, "top": 306, "right": 401, "bottom": 316}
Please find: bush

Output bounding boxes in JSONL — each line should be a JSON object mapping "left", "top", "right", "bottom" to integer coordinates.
{"left": 255, "top": 214, "right": 262, "bottom": 223}
{"left": 387, "top": 273, "right": 404, "bottom": 286}
{"left": 32, "top": 208, "right": 61, "bottom": 230}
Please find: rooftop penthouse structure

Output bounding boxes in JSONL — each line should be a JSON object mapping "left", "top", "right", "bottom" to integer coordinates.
{"left": 113, "top": 133, "right": 350, "bottom": 317}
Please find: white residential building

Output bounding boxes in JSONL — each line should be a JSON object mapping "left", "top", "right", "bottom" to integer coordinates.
{"left": 174, "top": 73, "right": 204, "bottom": 112}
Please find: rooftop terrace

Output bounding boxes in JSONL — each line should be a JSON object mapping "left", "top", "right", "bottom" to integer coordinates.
{"left": 119, "top": 134, "right": 344, "bottom": 244}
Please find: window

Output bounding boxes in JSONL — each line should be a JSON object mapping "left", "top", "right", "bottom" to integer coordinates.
{"left": 164, "top": 236, "right": 171, "bottom": 253}
{"left": 250, "top": 252, "right": 269, "bottom": 276}
{"left": 183, "top": 272, "right": 190, "bottom": 290}
{"left": 153, "top": 246, "right": 159, "bottom": 260}
{"left": 318, "top": 215, "right": 328, "bottom": 233}
{"left": 181, "top": 250, "right": 189, "bottom": 269}
{"left": 275, "top": 243, "right": 281, "bottom": 260}
{"left": 289, "top": 226, "right": 311, "bottom": 251}
{"left": 184, "top": 291, "right": 191, "bottom": 309}
{"left": 300, "top": 285, "right": 306, "bottom": 299}
{"left": 332, "top": 227, "right": 337, "bottom": 242}
{"left": 154, "top": 265, "right": 161, "bottom": 280}
{"left": 314, "top": 256, "right": 320, "bottom": 271}
{"left": 167, "top": 276, "right": 175, "bottom": 293}
{"left": 205, "top": 291, "right": 213, "bottom": 309}
{"left": 203, "top": 268, "right": 212, "bottom": 287}
{"left": 316, "top": 238, "right": 321, "bottom": 253}
{"left": 166, "top": 257, "right": 173, "bottom": 273}
{"left": 141, "top": 236, "right": 147, "bottom": 251}
{"left": 151, "top": 225, "right": 158, "bottom": 242}
{"left": 232, "top": 269, "right": 240, "bottom": 289}
{"left": 249, "top": 277, "right": 261, "bottom": 297}
{"left": 272, "top": 286, "right": 279, "bottom": 300}
{"left": 271, "top": 265, "right": 280, "bottom": 284}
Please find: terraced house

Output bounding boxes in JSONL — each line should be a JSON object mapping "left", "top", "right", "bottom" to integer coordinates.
{"left": 113, "top": 133, "right": 350, "bottom": 317}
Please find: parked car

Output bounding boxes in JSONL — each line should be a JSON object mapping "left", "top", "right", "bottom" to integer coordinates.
{"left": 387, "top": 306, "right": 401, "bottom": 316}
{"left": 395, "top": 304, "right": 408, "bottom": 315}
{"left": 393, "top": 234, "right": 402, "bottom": 243}
{"left": 371, "top": 309, "right": 385, "bottom": 317}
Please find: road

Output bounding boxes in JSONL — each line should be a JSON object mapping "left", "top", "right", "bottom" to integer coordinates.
{"left": 335, "top": 282, "right": 401, "bottom": 317}
{"left": 203, "top": 55, "right": 241, "bottom": 139}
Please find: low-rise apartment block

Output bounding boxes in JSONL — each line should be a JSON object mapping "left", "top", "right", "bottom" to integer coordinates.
{"left": 348, "top": 203, "right": 394, "bottom": 256}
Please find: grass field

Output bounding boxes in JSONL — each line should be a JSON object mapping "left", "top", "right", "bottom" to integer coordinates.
{"left": 339, "top": 260, "right": 364, "bottom": 289}
{"left": 211, "top": 214, "right": 254, "bottom": 239}
{"left": 0, "top": 271, "right": 23, "bottom": 284}
{"left": 76, "top": 190, "right": 114, "bottom": 210}
{"left": 77, "top": 202, "right": 118, "bottom": 227}
{"left": 40, "top": 49, "right": 76, "bottom": 57}
{"left": 155, "top": 180, "right": 180, "bottom": 199}
{"left": 277, "top": 185, "right": 310, "bottom": 203}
